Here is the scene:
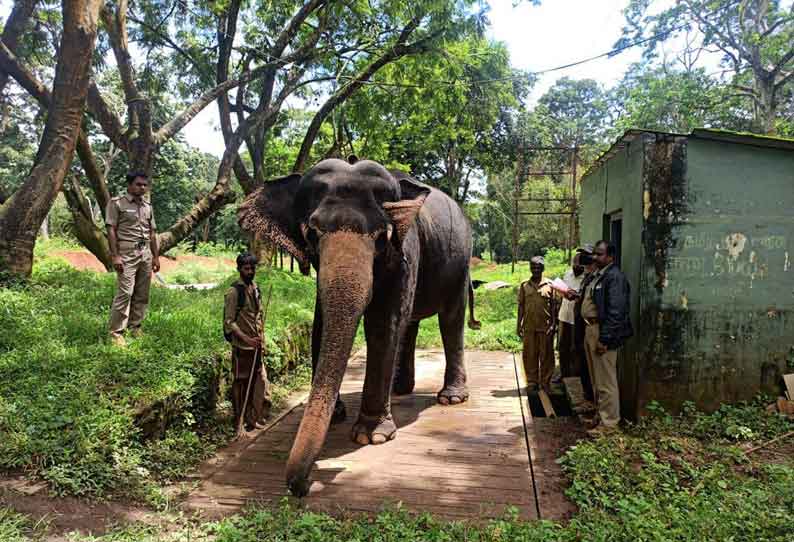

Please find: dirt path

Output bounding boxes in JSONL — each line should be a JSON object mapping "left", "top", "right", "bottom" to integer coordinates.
{"left": 50, "top": 250, "right": 234, "bottom": 274}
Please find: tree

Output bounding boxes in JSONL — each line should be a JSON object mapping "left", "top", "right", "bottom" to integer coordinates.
{"left": 620, "top": 0, "right": 794, "bottom": 134}
{"left": 1, "top": 0, "right": 479, "bottom": 273}
{"left": 343, "top": 37, "right": 530, "bottom": 203}
{"left": 611, "top": 61, "right": 752, "bottom": 135}
{"left": 0, "top": 0, "right": 104, "bottom": 279}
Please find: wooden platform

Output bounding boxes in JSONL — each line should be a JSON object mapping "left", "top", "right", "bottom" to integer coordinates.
{"left": 188, "top": 350, "right": 551, "bottom": 521}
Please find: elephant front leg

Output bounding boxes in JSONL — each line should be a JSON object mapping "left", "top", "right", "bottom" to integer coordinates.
{"left": 392, "top": 321, "right": 419, "bottom": 395}
{"left": 352, "top": 300, "right": 409, "bottom": 445}
{"left": 437, "top": 297, "right": 469, "bottom": 405}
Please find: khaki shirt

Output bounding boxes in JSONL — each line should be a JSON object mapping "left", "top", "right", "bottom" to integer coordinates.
{"left": 105, "top": 194, "right": 156, "bottom": 247}
{"left": 517, "top": 278, "right": 557, "bottom": 333}
{"left": 581, "top": 265, "right": 611, "bottom": 319}
{"left": 223, "top": 280, "right": 263, "bottom": 350}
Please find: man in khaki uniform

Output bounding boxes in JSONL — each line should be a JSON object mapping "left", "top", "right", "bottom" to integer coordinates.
{"left": 517, "top": 256, "right": 559, "bottom": 392}
{"left": 581, "top": 240, "right": 633, "bottom": 436}
{"left": 106, "top": 172, "right": 160, "bottom": 346}
{"left": 224, "top": 253, "right": 271, "bottom": 430}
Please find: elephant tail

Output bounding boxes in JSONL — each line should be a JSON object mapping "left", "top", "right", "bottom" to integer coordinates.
{"left": 467, "top": 277, "right": 482, "bottom": 330}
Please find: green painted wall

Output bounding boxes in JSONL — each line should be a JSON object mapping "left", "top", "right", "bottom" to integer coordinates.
{"left": 582, "top": 131, "right": 794, "bottom": 416}
{"left": 638, "top": 137, "right": 794, "bottom": 412}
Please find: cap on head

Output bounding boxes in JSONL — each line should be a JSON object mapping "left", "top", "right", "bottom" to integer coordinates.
{"left": 577, "top": 244, "right": 594, "bottom": 255}
{"left": 530, "top": 255, "right": 545, "bottom": 266}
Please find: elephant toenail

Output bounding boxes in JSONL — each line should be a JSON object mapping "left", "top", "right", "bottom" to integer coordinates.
{"left": 450, "top": 396, "right": 462, "bottom": 404}
{"left": 372, "top": 434, "right": 387, "bottom": 444}
{"left": 355, "top": 433, "right": 370, "bottom": 446}
{"left": 438, "top": 396, "right": 449, "bottom": 405}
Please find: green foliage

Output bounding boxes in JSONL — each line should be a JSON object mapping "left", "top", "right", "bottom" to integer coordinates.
{"left": 0, "top": 256, "right": 315, "bottom": 499}
{"left": 103, "top": 139, "right": 219, "bottom": 232}
{"left": 345, "top": 36, "right": 530, "bottom": 202}
{"left": 618, "top": 0, "right": 794, "bottom": 134}
{"left": 559, "top": 401, "right": 794, "bottom": 541}
{"left": 611, "top": 62, "right": 752, "bottom": 136}
{"left": 415, "top": 258, "right": 569, "bottom": 352}
{"left": 0, "top": 508, "right": 40, "bottom": 542}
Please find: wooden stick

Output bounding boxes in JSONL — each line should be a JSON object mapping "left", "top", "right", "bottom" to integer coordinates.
{"left": 744, "top": 430, "right": 794, "bottom": 455}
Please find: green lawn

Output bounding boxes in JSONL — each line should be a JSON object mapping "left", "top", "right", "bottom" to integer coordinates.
{"left": 0, "top": 253, "right": 315, "bottom": 503}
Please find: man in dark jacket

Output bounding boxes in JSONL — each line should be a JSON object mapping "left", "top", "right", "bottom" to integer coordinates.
{"left": 581, "top": 240, "right": 633, "bottom": 435}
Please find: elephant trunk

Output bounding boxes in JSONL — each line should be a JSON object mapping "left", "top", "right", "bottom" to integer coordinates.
{"left": 286, "top": 231, "right": 374, "bottom": 497}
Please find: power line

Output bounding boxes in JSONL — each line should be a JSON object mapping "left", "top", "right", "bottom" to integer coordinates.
{"left": 336, "top": 22, "right": 692, "bottom": 90}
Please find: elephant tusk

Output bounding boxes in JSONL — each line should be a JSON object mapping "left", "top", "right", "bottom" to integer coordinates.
{"left": 300, "top": 223, "right": 309, "bottom": 243}
{"left": 386, "top": 223, "right": 393, "bottom": 242}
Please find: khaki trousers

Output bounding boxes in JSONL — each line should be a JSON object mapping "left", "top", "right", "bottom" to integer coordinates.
{"left": 232, "top": 347, "right": 272, "bottom": 426}
{"left": 584, "top": 323, "right": 620, "bottom": 426}
{"left": 109, "top": 248, "right": 152, "bottom": 335}
{"left": 522, "top": 331, "right": 554, "bottom": 389}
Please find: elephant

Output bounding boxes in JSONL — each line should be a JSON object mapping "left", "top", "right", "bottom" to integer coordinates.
{"left": 238, "top": 157, "right": 480, "bottom": 497}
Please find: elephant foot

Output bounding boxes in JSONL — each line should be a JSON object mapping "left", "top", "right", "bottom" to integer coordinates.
{"left": 351, "top": 413, "right": 397, "bottom": 446}
{"left": 392, "top": 376, "right": 415, "bottom": 396}
{"left": 331, "top": 399, "right": 347, "bottom": 425}
{"left": 287, "top": 475, "right": 311, "bottom": 498}
{"left": 437, "top": 385, "right": 469, "bottom": 405}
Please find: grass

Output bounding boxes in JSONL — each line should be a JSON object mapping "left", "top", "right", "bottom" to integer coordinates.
{"left": 416, "top": 248, "right": 572, "bottom": 353}
{"left": 0, "top": 251, "right": 316, "bottom": 503}
{"left": 161, "top": 259, "right": 236, "bottom": 285}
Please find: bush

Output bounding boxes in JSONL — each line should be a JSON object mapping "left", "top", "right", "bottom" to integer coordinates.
{"left": 0, "top": 259, "right": 315, "bottom": 499}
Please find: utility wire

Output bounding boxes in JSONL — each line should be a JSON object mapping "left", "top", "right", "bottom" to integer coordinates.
{"left": 336, "top": 22, "right": 693, "bottom": 90}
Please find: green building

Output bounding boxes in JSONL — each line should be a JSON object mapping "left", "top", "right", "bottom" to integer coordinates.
{"left": 580, "top": 129, "right": 794, "bottom": 417}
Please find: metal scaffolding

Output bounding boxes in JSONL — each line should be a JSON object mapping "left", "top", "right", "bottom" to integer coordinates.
{"left": 511, "top": 145, "right": 579, "bottom": 273}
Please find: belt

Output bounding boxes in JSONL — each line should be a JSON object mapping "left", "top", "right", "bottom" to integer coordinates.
{"left": 583, "top": 317, "right": 600, "bottom": 326}
{"left": 119, "top": 239, "right": 148, "bottom": 250}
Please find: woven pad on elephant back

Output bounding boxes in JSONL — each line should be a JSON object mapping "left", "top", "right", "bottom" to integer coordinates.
{"left": 383, "top": 197, "right": 427, "bottom": 241}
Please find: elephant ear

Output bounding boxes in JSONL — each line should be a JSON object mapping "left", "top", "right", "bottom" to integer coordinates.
{"left": 383, "top": 172, "right": 431, "bottom": 244}
{"left": 238, "top": 174, "right": 311, "bottom": 274}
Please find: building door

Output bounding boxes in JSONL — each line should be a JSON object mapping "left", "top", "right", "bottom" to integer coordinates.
{"left": 603, "top": 211, "right": 622, "bottom": 267}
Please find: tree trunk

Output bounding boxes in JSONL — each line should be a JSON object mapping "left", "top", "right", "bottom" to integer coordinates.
{"left": 0, "top": 0, "right": 103, "bottom": 280}
{"left": 62, "top": 175, "right": 112, "bottom": 270}
{"left": 756, "top": 73, "right": 778, "bottom": 135}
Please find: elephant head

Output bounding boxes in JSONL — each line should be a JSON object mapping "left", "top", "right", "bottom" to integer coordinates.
{"left": 238, "top": 158, "right": 429, "bottom": 496}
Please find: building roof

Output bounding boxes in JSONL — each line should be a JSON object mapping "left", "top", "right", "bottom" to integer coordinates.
{"left": 582, "top": 128, "right": 794, "bottom": 180}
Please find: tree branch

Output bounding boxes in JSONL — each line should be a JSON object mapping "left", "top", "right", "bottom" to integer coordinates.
{"left": 100, "top": 0, "right": 140, "bottom": 104}
{"left": 0, "top": 0, "right": 38, "bottom": 97}
{"left": 292, "top": 15, "right": 436, "bottom": 172}
{"left": 128, "top": 11, "right": 208, "bottom": 78}
{"left": 153, "top": 61, "right": 275, "bottom": 145}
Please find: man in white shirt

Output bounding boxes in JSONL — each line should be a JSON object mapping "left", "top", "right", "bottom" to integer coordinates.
{"left": 557, "top": 252, "right": 585, "bottom": 378}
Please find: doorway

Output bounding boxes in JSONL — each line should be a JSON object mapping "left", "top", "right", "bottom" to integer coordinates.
{"left": 603, "top": 211, "right": 622, "bottom": 267}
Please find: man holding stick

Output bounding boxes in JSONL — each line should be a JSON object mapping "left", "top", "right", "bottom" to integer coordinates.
{"left": 224, "top": 253, "right": 272, "bottom": 431}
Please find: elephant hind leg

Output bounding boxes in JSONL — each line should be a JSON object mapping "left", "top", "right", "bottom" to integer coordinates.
{"left": 392, "top": 320, "right": 419, "bottom": 396}
{"left": 437, "top": 283, "right": 469, "bottom": 405}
